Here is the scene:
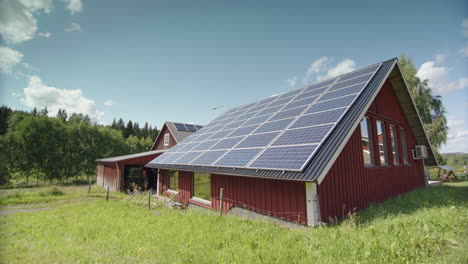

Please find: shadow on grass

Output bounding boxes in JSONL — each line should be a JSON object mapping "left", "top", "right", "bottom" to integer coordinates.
{"left": 355, "top": 182, "right": 468, "bottom": 225}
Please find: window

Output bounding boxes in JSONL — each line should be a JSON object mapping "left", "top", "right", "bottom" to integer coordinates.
{"left": 360, "top": 117, "right": 374, "bottom": 166}
{"left": 389, "top": 125, "right": 400, "bottom": 165}
{"left": 400, "top": 128, "right": 409, "bottom": 164}
{"left": 192, "top": 172, "right": 211, "bottom": 202}
{"left": 376, "top": 120, "right": 388, "bottom": 165}
{"left": 164, "top": 133, "right": 170, "bottom": 146}
{"left": 168, "top": 171, "right": 179, "bottom": 191}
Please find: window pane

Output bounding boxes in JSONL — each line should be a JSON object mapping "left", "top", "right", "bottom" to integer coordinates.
{"left": 360, "top": 117, "right": 374, "bottom": 166}
{"left": 400, "top": 128, "right": 409, "bottom": 164}
{"left": 193, "top": 172, "right": 211, "bottom": 201}
{"left": 376, "top": 121, "right": 388, "bottom": 165}
{"left": 390, "top": 125, "right": 399, "bottom": 165}
{"left": 168, "top": 171, "right": 179, "bottom": 191}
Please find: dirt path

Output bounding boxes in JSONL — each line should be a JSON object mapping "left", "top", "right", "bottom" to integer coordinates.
{"left": 0, "top": 198, "right": 96, "bottom": 216}
{"left": 0, "top": 185, "right": 89, "bottom": 195}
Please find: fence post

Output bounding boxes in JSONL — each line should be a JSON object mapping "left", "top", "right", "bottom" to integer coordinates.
{"left": 219, "top": 188, "right": 224, "bottom": 216}
{"left": 88, "top": 175, "right": 91, "bottom": 193}
{"left": 106, "top": 186, "right": 109, "bottom": 201}
{"left": 148, "top": 188, "right": 152, "bottom": 210}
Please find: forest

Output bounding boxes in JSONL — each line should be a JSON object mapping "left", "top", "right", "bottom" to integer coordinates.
{"left": 442, "top": 153, "right": 468, "bottom": 167}
{"left": 0, "top": 106, "right": 159, "bottom": 185}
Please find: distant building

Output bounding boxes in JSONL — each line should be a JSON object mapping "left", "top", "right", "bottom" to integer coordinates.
{"left": 95, "top": 122, "right": 202, "bottom": 191}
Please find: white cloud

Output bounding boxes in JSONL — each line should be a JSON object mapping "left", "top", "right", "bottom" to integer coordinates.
{"left": 320, "top": 59, "right": 356, "bottom": 81}
{"left": 417, "top": 61, "right": 468, "bottom": 94}
{"left": 19, "top": 0, "right": 53, "bottom": 13}
{"left": 434, "top": 53, "right": 447, "bottom": 64}
{"left": 463, "top": 19, "right": 468, "bottom": 38}
{"left": 0, "top": 1, "right": 37, "bottom": 44}
{"left": 0, "top": 46, "right": 23, "bottom": 73}
{"left": 104, "top": 99, "right": 113, "bottom": 106}
{"left": 64, "top": 0, "right": 83, "bottom": 15}
{"left": 21, "top": 75, "right": 102, "bottom": 122}
{"left": 441, "top": 118, "right": 468, "bottom": 153}
{"left": 302, "top": 57, "right": 357, "bottom": 83}
{"left": 287, "top": 76, "right": 297, "bottom": 88}
{"left": 303, "top": 56, "right": 330, "bottom": 84}
{"left": 460, "top": 44, "right": 468, "bottom": 57}
{"left": 65, "top": 22, "right": 82, "bottom": 32}
{"left": 37, "top": 32, "right": 51, "bottom": 38}
{"left": 11, "top": 92, "right": 20, "bottom": 97}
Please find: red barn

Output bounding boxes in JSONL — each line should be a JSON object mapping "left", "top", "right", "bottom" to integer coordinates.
{"left": 146, "top": 58, "right": 437, "bottom": 226}
{"left": 96, "top": 122, "right": 202, "bottom": 191}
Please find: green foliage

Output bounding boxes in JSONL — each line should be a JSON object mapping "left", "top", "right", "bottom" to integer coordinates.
{"left": 0, "top": 106, "right": 158, "bottom": 185}
{"left": 0, "top": 183, "right": 466, "bottom": 263}
{"left": 443, "top": 153, "right": 468, "bottom": 167}
{"left": 399, "top": 55, "right": 448, "bottom": 153}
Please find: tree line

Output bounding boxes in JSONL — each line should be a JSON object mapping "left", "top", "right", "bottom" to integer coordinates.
{"left": 0, "top": 106, "right": 159, "bottom": 185}
{"left": 442, "top": 153, "right": 468, "bottom": 168}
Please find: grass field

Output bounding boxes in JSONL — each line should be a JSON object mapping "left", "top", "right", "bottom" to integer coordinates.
{"left": 0, "top": 182, "right": 467, "bottom": 263}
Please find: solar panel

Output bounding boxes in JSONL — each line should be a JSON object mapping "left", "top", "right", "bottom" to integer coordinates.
{"left": 172, "top": 122, "right": 203, "bottom": 133}
{"left": 254, "top": 118, "right": 294, "bottom": 133}
{"left": 290, "top": 108, "right": 347, "bottom": 129}
{"left": 242, "top": 114, "right": 273, "bottom": 126}
{"left": 248, "top": 145, "right": 318, "bottom": 170}
{"left": 173, "top": 122, "right": 188, "bottom": 131}
{"left": 191, "top": 150, "right": 228, "bottom": 166}
{"left": 269, "top": 106, "right": 308, "bottom": 121}
{"left": 272, "top": 124, "right": 334, "bottom": 146}
{"left": 236, "top": 131, "right": 280, "bottom": 148}
{"left": 305, "top": 94, "right": 356, "bottom": 114}
{"left": 149, "top": 63, "right": 382, "bottom": 172}
{"left": 229, "top": 125, "right": 259, "bottom": 137}
{"left": 214, "top": 148, "right": 263, "bottom": 167}
{"left": 210, "top": 137, "right": 245, "bottom": 150}
{"left": 282, "top": 95, "right": 318, "bottom": 111}
{"left": 175, "top": 151, "right": 202, "bottom": 164}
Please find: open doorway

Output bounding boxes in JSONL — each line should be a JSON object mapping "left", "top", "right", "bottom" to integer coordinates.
{"left": 124, "top": 165, "right": 158, "bottom": 191}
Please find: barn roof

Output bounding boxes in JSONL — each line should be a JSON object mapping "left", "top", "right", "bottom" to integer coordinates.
{"left": 150, "top": 121, "right": 203, "bottom": 150}
{"left": 96, "top": 149, "right": 165, "bottom": 163}
{"left": 146, "top": 58, "right": 437, "bottom": 182}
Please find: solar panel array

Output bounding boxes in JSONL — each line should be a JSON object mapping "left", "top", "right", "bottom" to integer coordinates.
{"left": 173, "top": 122, "right": 203, "bottom": 132}
{"left": 149, "top": 63, "right": 382, "bottom": 172}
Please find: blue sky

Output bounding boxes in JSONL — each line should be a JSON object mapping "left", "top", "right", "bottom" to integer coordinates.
{"left": 0, "top": 0, "right": 466, "bottom": 153}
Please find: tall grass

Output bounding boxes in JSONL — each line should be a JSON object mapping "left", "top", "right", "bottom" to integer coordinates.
{"left": 0, "top": 183, "right": 466, "bottom": 263}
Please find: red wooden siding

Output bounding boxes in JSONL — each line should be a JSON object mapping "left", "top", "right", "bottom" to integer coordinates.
{"left": 96, "top": 153, "right": 161, "bottom": 191}
{"left": 96, "top": 163, "right": 121, "bottom": 190}
{"left": 211, "top": 174, "right": 307, "bottom": 224}
{"left": 158, "top": 170, "right": 308, "bottom": 224}
{"left": 152, "top": 125, "right": 177, "bottom": 151}
{"left": 318, "top": 81, "right": 425, "bottom": 222}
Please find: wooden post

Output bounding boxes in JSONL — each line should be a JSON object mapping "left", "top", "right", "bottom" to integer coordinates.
{"left": 106, "top": 186, "right": 109, "bottom": 201}
{"left": 88, "top": 175, "right": 91, "bottom": 193}
{"left": 219, "top": 188, "right": 224, "bottom": 216}
{"left": 148, "top": 188, "right": 152, "bottom": 210}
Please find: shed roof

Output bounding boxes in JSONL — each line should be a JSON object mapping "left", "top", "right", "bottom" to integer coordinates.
{"left": 146, "top": 58, "right": 437, "bottom": 182}
{"left": 96, "top": 149, "right": 165, "bottom": 163}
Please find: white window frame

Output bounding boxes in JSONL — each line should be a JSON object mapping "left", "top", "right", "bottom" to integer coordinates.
{"left": 389, "top": 125, "right": 400, "bottom": 165}
{"left": 376, "top": 120, "right": 389, "bottom": 166}
{"left": 191, "top": 172, "right": 212, "bottom": 205}
{"left": 164, "top": 133, "right": 170, "bottom": 146}
{"left": 360, "top": 117, "right": 375, "bottom": 167}
{"left": 400, "top": 127, "right": 410, "bottom": 164}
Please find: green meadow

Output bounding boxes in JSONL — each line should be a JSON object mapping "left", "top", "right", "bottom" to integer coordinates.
{"left": 0, "top": 182, "right": 467, "bottom": 263}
